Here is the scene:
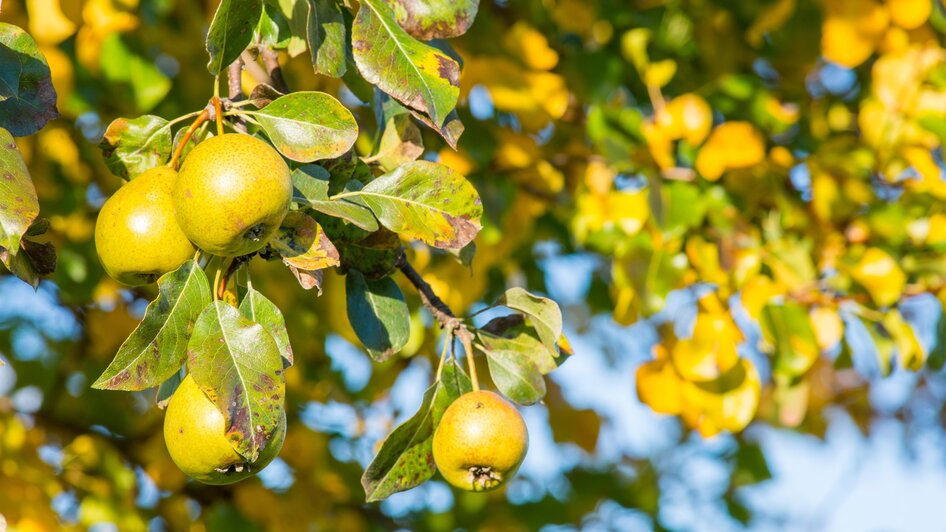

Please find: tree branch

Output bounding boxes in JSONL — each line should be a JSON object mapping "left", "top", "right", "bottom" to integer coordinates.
{"left": 227, "top": 57, "right": 244, "bottom": 101}
{"left": 395, "top": 253, "right": 477, "bottom": 382}
{"left": 260, "top": 47, "right": 289, "bottom": 93}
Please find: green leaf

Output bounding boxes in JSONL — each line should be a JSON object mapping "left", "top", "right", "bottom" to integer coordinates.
{"left": 480, "top": 330, "right": 547, "bottom": 405}
{"left": 315, "top": 212, "right": 401, "bottom": 279}
{"left": 99, "top": 115, "right": 172, "bottom": 179}
{"left": 498, "top": 287, "right": 563, "bottom": 359}
{"left": 292, "top": 165, "right": 378, "bottom": 231}
{"left": 479, "top": 322, "right": 558, "bottom": 375}
{"left": 352, "top": 0, "right": 460, "bottom": 127}
{"left": 362, "top": 359, "right": 471, "bottom": 501}
{"left": 270, "top": 211, "right": 340, "bottom": 273}
{"left": 371, "top": 92, "right": 424, "bottom": 172}
{"left": 340, "top": 161, "right": 482, "bottom": 249}
{"left": 92, "top": 261, "right": 212, "bottom": 390}
{"left": 307, "top": 0, "right": 346, "bottom": 77}
{"left": 0, "top": 238, "right": 55, "bottom": 288}
{"left": 155, "top": 367, "right": 185, "bottom": 409}
{"left": 0, "top": 128, "right": 38, "bottom": 255}
{"left": 248, "top": 91, "right": 358, "bottom": 162}
{"left": 761, "top": 303, "right": 819, "bottom": 378}
{"left": 99, "top": 34, "right": 172, "bottom": 112}
{"left": 187, "top": 301, "right": 285, "bottom": 462}
{"left": 240, "top": 286, "right": 294, "bottom": 366}
{"left": 345, "top": 269, "right": 410, "bottom": 361}
{"left": 0, "top": 23, "right": 58, "bottom": 137}
{"left": 389, "top": 0, "right": 479, "bottom": 40}
{"left": 206, "top": 0, "right": 264, "bottom": 74}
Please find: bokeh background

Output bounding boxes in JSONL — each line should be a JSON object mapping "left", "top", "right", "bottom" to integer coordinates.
{"left": 5, "top": 0, "right": 946, "bottom": 530}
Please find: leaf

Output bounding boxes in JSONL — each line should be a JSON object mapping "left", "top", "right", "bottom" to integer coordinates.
{"left": 372, "top": 92, "right": 424, "bottom": 172}
{"left": 362, "top": 359, "right": 471, "bottom": 501}
{"left": 286, "top": 264, "right": 323, "bottom": 292}
{"left": 270, "top": 211, "right": 340, "bottom": 271}
{"left": 240, "top": 286, "right": 294, "bottom": 366}
{"left": 92, "top": 261, "right": 212, "bottom": 390}
{"left": 155, "top": 367, "right": 185, "bottom": 409}
{"left": 99, "top": 34, "right": 172, "bottom": 112}
{"left": 345, "top": 269, "right": 410, "bottom": 361}
{"left": 341, "top": 161, "right": 482, "bottom": 249}
{"left": 498, "top": 287, "right": 563, "bottom": 359}
{"left": 248, "top": 91, "right": 358, "bottom": 162}
{"left": 0, "top": 238, "right": 55, "bottom": 288}
{"left": 352, "top": 0, "right": 460, "bottom": 127}
{"left": 0, "top": 23, "right": 58, "bottom": 137}
{"left": 187, "top": 301, "right": 284, "bottom": 462}
{"left": 760, "top": 303, "right": 820, "bottom": 378}
{"left": 206, "top": 0, "right": 263, "bottom": 74}
{"left": 291, "top": 165, "right": 378, "bottom": 231}
{"left": 481, "top": 330, "right": 547, "bottom": 405}
{"left": 307, "top": 0, "right": 346, "bottom": 77}
{"left": 171, "top": 125, "right": 213, "bottom": 167}
{"left": 316, "top": 212, "right": 402, "bottom": 279}
{"left": 0, "top": 128, "right": 38, "bottom": 255}
{"left": 99, "top": 115, "right": 172, "bottom": 179}
{"left": 409, "top": 108, "right": 464, "bottom": 150}
{"left": 479, "top": 326, "right": 557, "bottom": 375}
{"left": 389, "top": 0, "right": 479, "bottom": 40}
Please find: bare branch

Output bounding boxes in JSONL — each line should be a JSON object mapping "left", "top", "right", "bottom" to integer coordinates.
{"left": 260, "top": 47, "right": 289, "bottom": 93}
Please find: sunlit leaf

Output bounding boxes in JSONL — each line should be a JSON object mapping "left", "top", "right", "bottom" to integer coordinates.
{"left": 99, "top": 115, "right": 172, "bottom": 179}
{"left": 352, "top": 0, "right": 460, "bottom": 127}
{"left": 92, "top": 261, "right": 210, "bottom": 390}
{"left": 291, "top": 165, "right": 378, "bottom": 231}
{"left": 306, "top": 0, "right": 346, "bottom": 77}
{"left": 247, "top": 92, "right": 358, "bottom": 162}
{"left": 389, "top": 0, "right": 479, "bottom": 40}
{"left": 270, "top": 211, "right": 340, "bottom": 272}
{"left": 341, "top": 161, "right": 482, "bottom": 249}
{"left": 240, "top": 286, "right": 294, "bottom": 366}
{"left": 188, "top": 301, "right": 284, "bottom": 462}
{"left": 761, "top": 303, "right": 820, "bottom": 378}
{"left": 0, "top": 128, "right": 39, "bottom": 255}
{"left": 362, "top": 359, "right": 470, "bottom": 501}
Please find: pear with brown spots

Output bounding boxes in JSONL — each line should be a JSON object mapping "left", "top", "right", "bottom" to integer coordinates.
{"left": 94, "top": 166, "right": 195, "bottom": 286}
{"left": 173, "top": 134, "right": 291, "bottom": 257}
{"left": 164, "top": 374, "right": 286, "bottom": 485}
{"left": 432, "top": 390, "right": 528, "bottom": 491}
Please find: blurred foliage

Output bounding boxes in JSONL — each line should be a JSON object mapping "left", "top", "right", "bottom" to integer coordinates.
{"left": 5, "top": 0, "right": 946, "bottom": 529}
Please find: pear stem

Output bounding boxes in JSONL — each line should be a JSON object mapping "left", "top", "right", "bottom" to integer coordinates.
{"left": 435, "top": 331, "right": 452, "bottom": 381}
{"left": 212, "top": 267, "right": 221, "bottom": 302}
{"left": 168, "top": 110, "right": 210, "bottom": 170}
{"left": 212, "top": 96, "right": 225, "bottom": 136}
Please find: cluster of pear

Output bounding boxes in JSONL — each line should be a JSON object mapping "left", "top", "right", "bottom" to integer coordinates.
{"left": 94, "top": 133, "right": 292, "bottom": 285}
{"left": 94, "top": 133, "right": 292, "bottom": 484}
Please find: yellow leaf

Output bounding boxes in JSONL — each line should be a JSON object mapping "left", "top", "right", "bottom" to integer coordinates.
{"left": 503, "top": 22, "right": 559, "bottom": 71}
{"left": 644, "top": 60, "right": 677, "bottom": 88}
{"left": 821, "top": 0, "right": 888, "bottom": 67}
{"left": 642, "top": 120, "right": 675, "bottom": 169}
{"left": 671, "top": 307, "right": 743, "bottom": 382}
{"left": 850, "top": 247, "right": 906, "bottom": 307}
{"left": 683, "top": 358, "right": 761, "bottom": 435}
{"left": 888, "top": 0, "right": 931, "bottom": 29}
{"left": 695, "top": 122, "right": 766, "bottom": 181}
{"left": 883, "top": 309, "right": 926, "bottom": 370}
{"left": 810, "top": 306, "right": 844, "bottom": 352}
{"left": 27, "top": 0, "right": 77, "bottom": 45}
{"left": 656, "top": 93, "right": 713, "bottom": 146}
{"left": 636, "top": 355, "right": 684, "bottom": 415}
{"left": 926, "top": 213, "right": 946, "bottom": 245}
{"left": 551, "top": 0, "right": 597, "bottom": 37}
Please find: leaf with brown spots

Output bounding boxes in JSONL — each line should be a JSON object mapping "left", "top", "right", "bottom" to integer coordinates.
{"left": 362, "top": 359, "right": 471, "bottom": 502}
{"left": 478, "top": 328, "right": 547, "bottom": 405}
{"left": 0, "top": 23, "right": 58, "bottom": 137}
{"left": 271, "top": 211, "right": 341, "bottom": 272}
{"left": 291, "top": 164, "right": 378, "bottom": 231}
{"left": 352, "top": 0, "right": 460, "bottom": 128}
{"left": 371, "top": 92, "right": 424, "bottom": 172}
{"left": 240, "top": 286, "right": 294, "bottom": 366}
{"left": 0, "top": 128, "right": 38, "bottom": 256}
{"left": 92, "top": 261, "right": 211, "bottom": 391}
{"left": 187, "top": 301, "right": 285, "bottom": 462}
{"left": 337, "top": 161, "right": 482, "bottom": 250}
{"left": 306, "top": 0, "right": 346, "bottom": 77}
{"left": 389, "top": 0, "right": 479, "bottom": 40}
{"left": 98, "top": 115, "right": 172, "bottom": 179}
{"left": 245, "top": 91, "right": 358, "bottom": 162}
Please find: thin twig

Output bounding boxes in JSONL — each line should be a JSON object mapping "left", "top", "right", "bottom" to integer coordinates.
{"left": 241, "top": 51, "right": 273, "bottom": 87}
{"left": 168, "top": 110, "right": 210, "bottom": 169}
{"left": 227, "top": 58, "right": 249, "bottom": 133}
{"left": 395, "top": 253, "right": 479, "bottom": 390}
